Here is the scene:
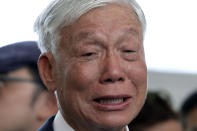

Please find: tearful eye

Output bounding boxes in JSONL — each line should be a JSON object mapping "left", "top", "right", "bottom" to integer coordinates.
{"left": 82, "top": 52, "right": 95, "bottom": 57}
{"left": 123, "top": 50, "right": 135, "bottom": 53}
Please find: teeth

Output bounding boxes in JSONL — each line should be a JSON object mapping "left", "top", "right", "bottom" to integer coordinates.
{"left": 99, "top": 98, "right": 124, "bottom": 104}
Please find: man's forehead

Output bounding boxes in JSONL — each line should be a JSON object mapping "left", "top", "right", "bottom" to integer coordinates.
{"left": 57, "top": 2, "right": 142, "bottom": 50}
{"left": 74, "top": 28, "right": 139, "bottom": 42}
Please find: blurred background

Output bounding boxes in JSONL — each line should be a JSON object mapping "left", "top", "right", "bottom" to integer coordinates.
{"left": 0, "top": 0, "right": 197, "bottom": 110}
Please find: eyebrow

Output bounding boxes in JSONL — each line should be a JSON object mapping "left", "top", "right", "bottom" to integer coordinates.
{"left": 75, "top": 32, "right": 95, "bottom": 42}
{"left": 123, "top": 28, "right": 139, "bottom": 37}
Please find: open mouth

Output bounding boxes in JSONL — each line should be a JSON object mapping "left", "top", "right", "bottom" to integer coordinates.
{"left": 92, "top": 96, "right": 131, "bottom": 111}
{"left": 94, "top": 97, "right": 129, "bottom": 104}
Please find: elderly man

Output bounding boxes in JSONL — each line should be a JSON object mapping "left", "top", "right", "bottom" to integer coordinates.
{"left": 0, "top": 41, "right": 57, "bottom": 131}
{"left": 35, "top": 0, "right": 147, "bottom": 130}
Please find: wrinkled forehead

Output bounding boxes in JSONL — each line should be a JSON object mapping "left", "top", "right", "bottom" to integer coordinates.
{"left": 57, "top": 3, "right": 141, "bottom": 48}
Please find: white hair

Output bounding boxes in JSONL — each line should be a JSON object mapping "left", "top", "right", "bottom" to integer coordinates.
{"left": 34, "top": 0, "right": 146, "bottom": 54}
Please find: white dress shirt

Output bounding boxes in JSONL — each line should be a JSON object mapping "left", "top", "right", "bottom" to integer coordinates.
{"left": 53, "top": 111, "right": 129, "bottom": 131}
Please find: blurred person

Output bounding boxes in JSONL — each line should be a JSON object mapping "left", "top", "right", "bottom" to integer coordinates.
{"left": 34, "top": 0, "right": 147, "bottom": 130}
{"left": 0, "top": 41, "right": 57, "bottom": 131}
{"left": 181, "top": 91, "right": 197, "bottom": 131}
{"left": 128, "top": 92, "right": 183, "bottom": 131}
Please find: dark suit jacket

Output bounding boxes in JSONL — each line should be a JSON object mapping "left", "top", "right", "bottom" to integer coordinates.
{"left": 38, "top": 116, "right": 55, "bottom": 131}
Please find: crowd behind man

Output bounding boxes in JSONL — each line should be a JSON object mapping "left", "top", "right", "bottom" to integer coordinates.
{"left": 129, "top": 91, "right": 183, "bottom": 131}
{"left": 0, "top": 41, "right": 57, "bottom": 131}
{"left": 128, "top": 90, "right": 197, "bottom": 131}
{"left": 181, "top": 91, "right": 197, "bottom": 131}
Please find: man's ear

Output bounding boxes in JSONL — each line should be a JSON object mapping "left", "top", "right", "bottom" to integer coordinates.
{"left": 34, "top": 92, "right": 58, "bottom": 125}
{"left": 38, "top": 53, "right": 56, "bottom": 92}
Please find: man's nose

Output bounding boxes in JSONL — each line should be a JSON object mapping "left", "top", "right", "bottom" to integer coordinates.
{"left": 99, "top": 54, "right": 125, "bottom": 84}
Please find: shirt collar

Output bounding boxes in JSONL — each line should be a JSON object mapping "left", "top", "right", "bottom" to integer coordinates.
{"left": 53, "top": 111, "right": 75, "bottom": 131}
{"left": 53, "top": 110, "right": 130, "bottom": 131}
{"left": 125, "top": 126, "right": 129, "bottom": 131}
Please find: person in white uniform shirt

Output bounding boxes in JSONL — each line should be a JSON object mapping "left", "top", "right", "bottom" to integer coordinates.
{"left": 35, "top": 0, "right": 147, "bottom": 131}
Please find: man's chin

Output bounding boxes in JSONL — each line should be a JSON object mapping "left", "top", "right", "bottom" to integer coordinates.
{"left": 91, "top": 114, "right": 131, "bottom": 130}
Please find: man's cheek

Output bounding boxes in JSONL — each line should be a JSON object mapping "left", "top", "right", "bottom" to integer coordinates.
{"left": 74, "top": 63, "right": 99, "bottom": 80}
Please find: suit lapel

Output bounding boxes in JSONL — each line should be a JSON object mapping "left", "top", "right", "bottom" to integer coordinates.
{"left": 38, "top": 116, "right": 55, "bottom": 131}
